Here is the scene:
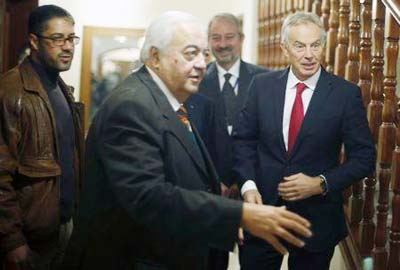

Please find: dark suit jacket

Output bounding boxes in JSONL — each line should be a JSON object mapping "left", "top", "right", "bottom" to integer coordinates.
{"left": 185, "top": 93, "right": 217, "bottom": 163}
{"left": 191, "top": 60, "right": 268, "bottom": 186}
{"left": 63, "top": 66, "right": 242, "bottom": 270}
{"left": 233, "top": 68, "right": 376, "bottom": 251}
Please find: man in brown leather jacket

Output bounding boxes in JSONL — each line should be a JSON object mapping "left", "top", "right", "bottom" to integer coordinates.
{"left": 0, "top": 5, "right": 84, "bottom": 270}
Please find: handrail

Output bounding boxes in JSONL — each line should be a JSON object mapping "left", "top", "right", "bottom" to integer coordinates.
{"left": 382, "top": 0, "right": 400, "bottom": 24}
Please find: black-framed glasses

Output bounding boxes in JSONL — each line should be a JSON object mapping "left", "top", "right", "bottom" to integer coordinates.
{"left": 35, "top": 34, "right": 80, "bottom": 46}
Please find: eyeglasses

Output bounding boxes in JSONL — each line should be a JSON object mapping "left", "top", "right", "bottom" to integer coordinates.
{"left": 35, "top": 34, "right": 80, "bottom": 46}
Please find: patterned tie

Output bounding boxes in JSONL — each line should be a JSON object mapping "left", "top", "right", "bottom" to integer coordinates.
{"left": 177, "top": 105, "right": 202, "bottom": 152}
{"left": 177, "top": 105, "right": 192, "bottom": 132}
{"left": 222, "top": 73, "right": 237, "bottom": 126}
{"left": 288, "top": 82, "right": 307, "bottom": 154}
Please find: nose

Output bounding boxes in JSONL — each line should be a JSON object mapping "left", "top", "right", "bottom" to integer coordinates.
{"left": 304, "top": 46, "right": 313, "bottom": 58}
{"left": 62, "top": 40, "right": 74, "bottom": 51}
{"left": 194, "top": 53, "right": 206, "bottom": 70}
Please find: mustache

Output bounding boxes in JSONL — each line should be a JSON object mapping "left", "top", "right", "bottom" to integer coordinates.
{"left": 216, "top": 47, "right": 232, "bottom": 53}
{"left": 58, "top": 53, "right": 73, "bottom": 57}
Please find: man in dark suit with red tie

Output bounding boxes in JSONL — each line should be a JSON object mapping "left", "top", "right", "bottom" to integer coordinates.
{"left": 233, "top": 12, "right": 376, "bottom": 270}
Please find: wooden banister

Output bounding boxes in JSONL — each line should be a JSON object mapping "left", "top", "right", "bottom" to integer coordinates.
{"left": 388, "top": 103, "right": 400, "bottom": 269}
{"left": 382, "top": 0, "right": 400, "bottom": 24}
{"left": 334, "top": 0, "right": 350, "bottom": 77}
{"left": 326, "top": 0, "right": 339, "bottom": 72}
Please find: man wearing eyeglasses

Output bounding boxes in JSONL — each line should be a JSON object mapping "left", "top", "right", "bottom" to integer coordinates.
{"left": 0, "top": 5, "right": 84, "bottom": 270}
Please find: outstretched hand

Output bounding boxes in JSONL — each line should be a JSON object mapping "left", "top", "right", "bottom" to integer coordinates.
{"left": 240, "top": 203, "right": 312, "bottom": 254}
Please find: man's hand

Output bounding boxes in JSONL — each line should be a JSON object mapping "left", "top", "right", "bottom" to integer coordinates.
{"left": 220, "top": 182, "right": 229, "bottom": 197}
{"left": 220, "top": 183, "right": 240, "bottom": 199}
{"left": 238, "top": 227, "right": 244, "bottom": 246}
{"left": 240, "top": 203, "right": 312, "bottom": 255}
{"left": 278, "top": 173, "right": 323, "bottom": 201}
{"left": 242, "top": 189, "right": 263, "bottom": 204}
{"left": 4, "top": 244, "right": 34, "bottom": 270}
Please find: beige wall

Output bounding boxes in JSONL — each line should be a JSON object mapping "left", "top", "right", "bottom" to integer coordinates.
{"left": 39, "top": 0, "right": 260, "bottom": 99}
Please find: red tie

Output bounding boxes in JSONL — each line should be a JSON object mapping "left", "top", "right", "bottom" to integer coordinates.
{"left": 288, "top": 83, "right": 307, "bottom": 154}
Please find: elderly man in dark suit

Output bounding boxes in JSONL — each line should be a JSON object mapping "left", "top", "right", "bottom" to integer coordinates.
{"left": 62, "top": 11, "right": 312, "bottom": 270}
{"left": 234, "top": 12, "right": 376, "bottom": 270}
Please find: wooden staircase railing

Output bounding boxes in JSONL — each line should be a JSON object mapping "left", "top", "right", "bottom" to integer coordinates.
{"left": 257, "top": 1, "right": 400, "bottom": 269}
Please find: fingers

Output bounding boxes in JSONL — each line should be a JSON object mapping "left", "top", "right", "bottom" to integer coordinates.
{"left": 283, "top": 173, "right": 302, "bottom": 181}
{"left": 284, "top": 212, "right": 311, "bottom": 228}
{"left": 278, "top": 181, "right": 295, "bottom": 190}
{"left": 261, "top": 213, "right": 311, "bottom": 253}
{"left": 263, "top": 235, "right": 288, "bottom": 255}
{"left": 278, "top": 183, "right": 301, "bottom": 201}
{"left": 280, "top": 211, "right": 312, "bottom": 236}
{"left": 254, "top": 193, "right": 263, "bottom": 204}
{"left": 243, "top": 190, "right": 263, "bottom": 205}
{"left": 238, "top": 227, "right": 244, "bottom": 246}
{"left": 278, "top": 185, "right": 296, "bottom": 194}
{"left": 280, "top": 192, "right": 301, "bottom": 201}
{"left": 220, "top": 183, "right": 229, "bottom": 197}
{"left": 228, "top": 185, "right": 240, "bottom": 199}
{"left": 275, "top": 227, "right": 305, "bottom": 248}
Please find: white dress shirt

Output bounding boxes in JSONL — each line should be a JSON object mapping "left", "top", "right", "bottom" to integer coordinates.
{"left": 216, "top": 59, "right": 241, "bottom": 135}
{"left": 241, "top": 67, "right": 322, "bottom": 195}
{"left": 216, "top": 59, "right": 241, "bottom": 95}
{"left": 146, "top": 65, "right": 181, "bottom": 112}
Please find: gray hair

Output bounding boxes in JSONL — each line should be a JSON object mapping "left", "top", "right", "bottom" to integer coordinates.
{"left": 281, "top": 12, "right": 326, "bottom": 45}
{"left": 208, "top": 13, "right": 243, "bottom": 37}
{"left": 140, "top": 11, "right": 204, "bottom": 62}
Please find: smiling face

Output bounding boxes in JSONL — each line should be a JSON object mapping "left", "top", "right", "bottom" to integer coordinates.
{"left": 208, "top": 18, "right": 243, "bottom": 70}
{"left": 30, "top": 17, "right": 75, "bottom": 73}
{"left": 152, "top": 22, "right": 208, "bottom": 102}
{"left": 281, "top": 21, "right": 324, "bottom": 81}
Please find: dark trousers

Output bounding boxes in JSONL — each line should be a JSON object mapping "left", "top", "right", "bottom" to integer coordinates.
{"left": 239, "top": 236, "right": 335, "bottom": 270}
{"left": 208, "top": 248, "right": 229, "bottom": 270}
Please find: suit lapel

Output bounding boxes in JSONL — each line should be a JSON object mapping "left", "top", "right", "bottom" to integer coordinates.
{"left": 290, "top": 68, "right": 333, "bottom": 157}
{"left": 273, "top": 69, "right": 290, "bottom": 157}
{"left": 137, "top": 67, "right": 209, "bottom": 177}
{"left": 205, "top": 63, "right": 221, "bottom": 99}
{"left": 192, "top": 124, "right": 220, "bottom": 190}
{"left": 237, "top": 61, "right": 251, "bottom": 109}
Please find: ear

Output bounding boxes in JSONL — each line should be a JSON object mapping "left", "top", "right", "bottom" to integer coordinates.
{"left": 280, "top": 42, "right": 289, "bottom": 57}
{"left": 239, "top": 33, "right": 245, "bottom": 43}
{"left": 149, "top": 47, "right": 161, "bottom": 69}
{"left": 29, "top": 33, "right": 39, "bottom": 51}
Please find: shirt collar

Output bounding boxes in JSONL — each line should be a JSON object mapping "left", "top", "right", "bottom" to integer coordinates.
{"left": 287, "top": 65, "right": 321, "bottom": 91}
{"left": 145, "top": 65, "right": 181, "bottom": 112}
{"left": 216, "top": 58, "right": 241, "bottom": 81}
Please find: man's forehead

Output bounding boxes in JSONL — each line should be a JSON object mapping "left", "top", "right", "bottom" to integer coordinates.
{"left": 43, "top": 17, "right": 74, "bottom": 33}
{"left": 210, "top": 18, "right": 238, "bottom": 31}
{"left": 288, "top": 24, "right": 321, "bottom": 43}
{"left": 170, "top": 26, "right": 207, "bottom": 49}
